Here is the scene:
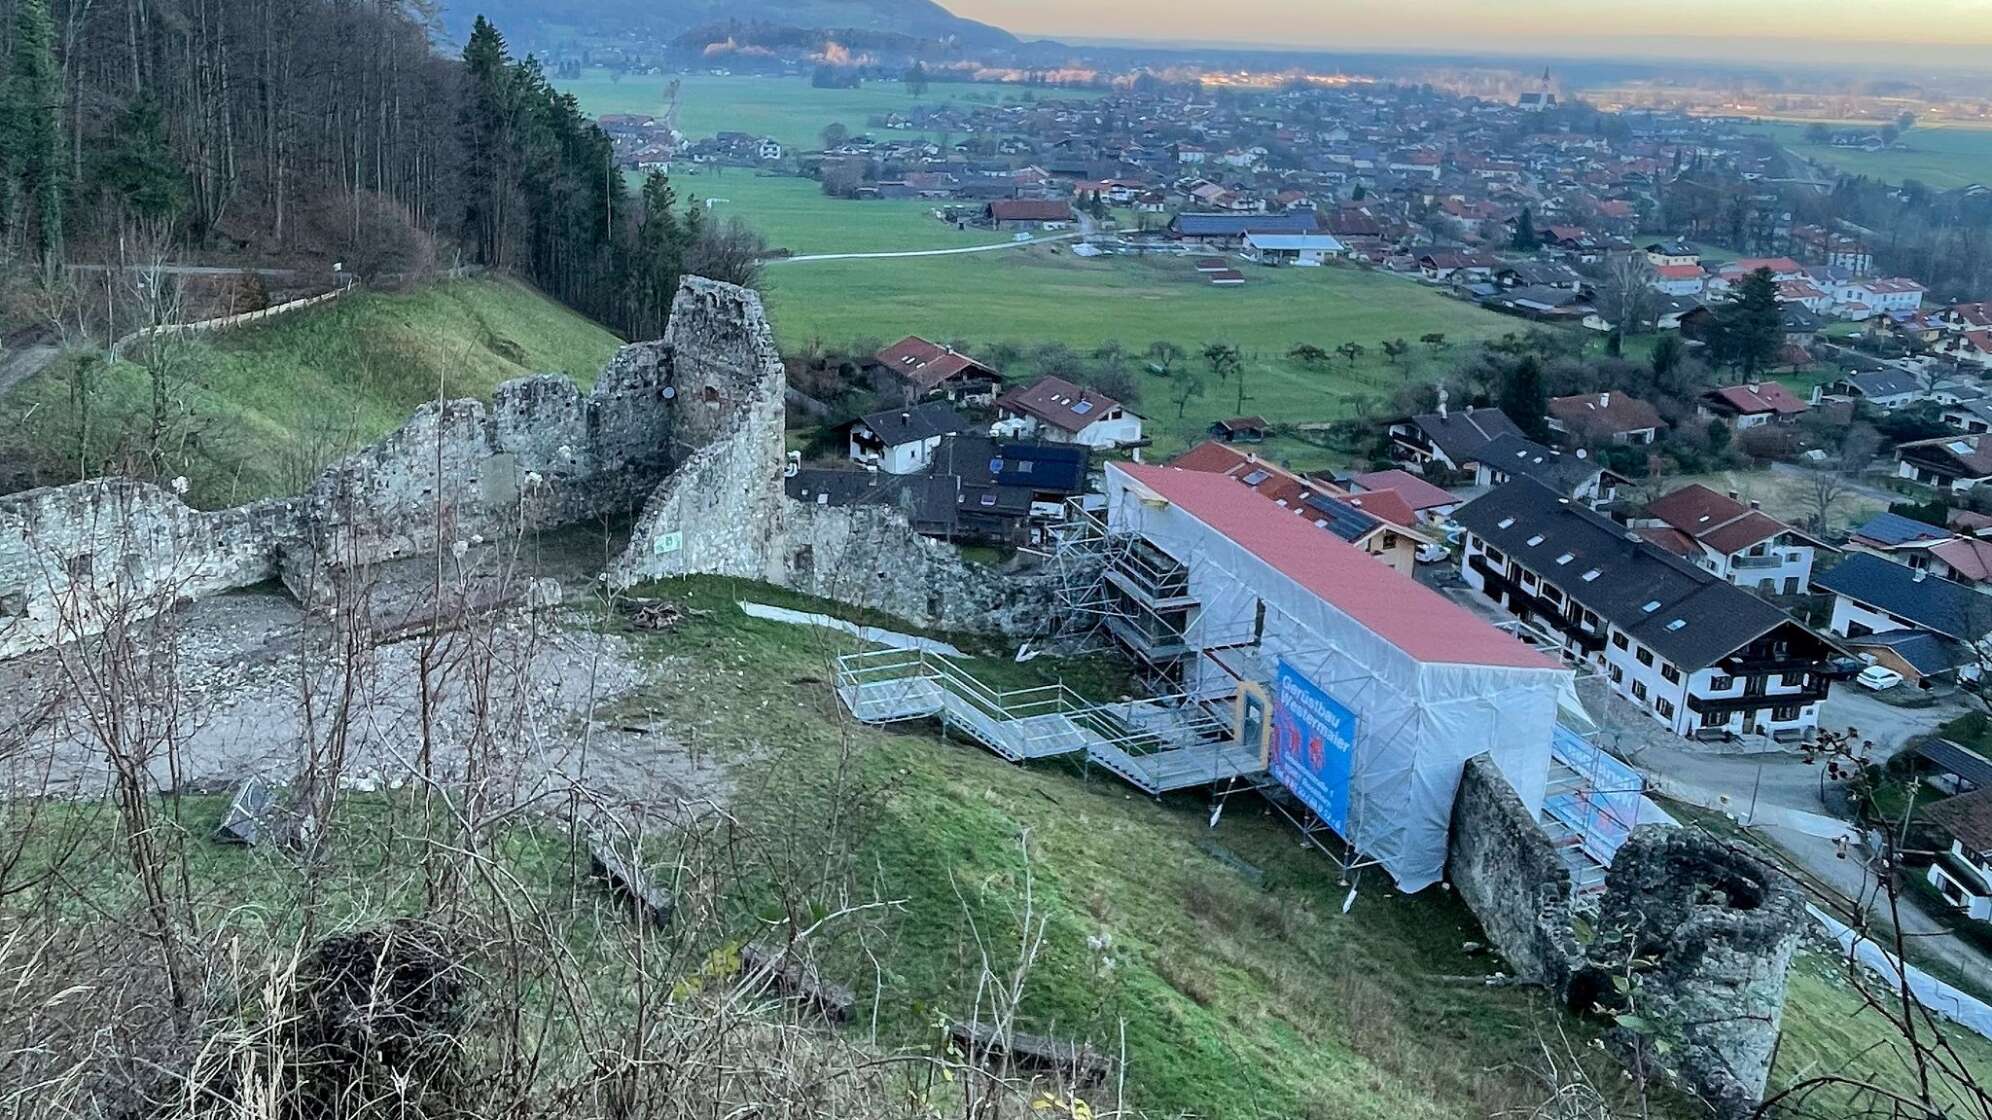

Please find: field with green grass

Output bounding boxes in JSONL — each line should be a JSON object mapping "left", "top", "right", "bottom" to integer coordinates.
{"left": 561, "top": 71, "right": 1092, "bottom": 152}
{"left": 1748, "top": 120, "right": 1992, "bottom": 189}
{"left": 765, "top": 250, "right": 1522, "bottom": 462}
{"left": 656, "top": 168, "right": 999, "bottom": 255}
{"left": 0, "top": 276, "right": 623, "bottom": 508}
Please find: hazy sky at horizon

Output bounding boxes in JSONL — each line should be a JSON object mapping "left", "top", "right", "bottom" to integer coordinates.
{"left": 948, "top": 0, "right": 1992, "bottom": 62}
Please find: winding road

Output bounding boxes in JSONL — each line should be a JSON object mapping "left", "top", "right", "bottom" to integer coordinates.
{"left": 771, "top": 230, "right": 1081, "bottom": 265}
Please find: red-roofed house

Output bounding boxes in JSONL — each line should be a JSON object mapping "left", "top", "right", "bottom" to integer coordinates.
{"left": 870, "top": 336, "right": 1006, "bottom": 403}
{"left": 985, "top": 199, "right": 1074, "bottom": 228}
{"left": 1696, "top": 382, "right": 1809, "bottom": 429}
{"left": 996, "top": 375, "right": 1144, "bottom": 449}
{"left": 1347, "top": 469, "right": 1463, "bottom": 525}
{"left": 1631, "top": 483, "right": 1826, "bottom": 594}
{"left": 1547, "top": 391, "right": 1664, "bottom": 446}
{"left": 1650, "top": 263, "right": 1707, "bottom": 297}
{"left": 1101, "top": 460, "right": 1568, "bottom": 892}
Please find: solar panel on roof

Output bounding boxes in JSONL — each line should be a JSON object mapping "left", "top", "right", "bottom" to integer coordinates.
{"left": 1072, "top": 400, "right": 1094, "bottom": 415}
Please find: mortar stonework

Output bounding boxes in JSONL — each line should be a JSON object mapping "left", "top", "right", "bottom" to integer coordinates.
{"left": 1448, "top": 763, "right": 1803, "bottom": 1117}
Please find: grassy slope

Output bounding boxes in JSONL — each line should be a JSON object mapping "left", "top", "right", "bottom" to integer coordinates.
{"left": 3, "top": 277, "right": 623, "bottom": 509}
{"left": 1747, "top": 120, "right": 1992, "bottom": 189}
{"left": 766, "top": 250, "right": 1521, "bottom": 460}
{"left": 13, "top": 579, "right": 1992, "bottom": 1116}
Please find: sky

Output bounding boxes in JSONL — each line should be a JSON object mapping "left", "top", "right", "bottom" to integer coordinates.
{"left": 948, "top": 0, "right": 1992, "bottom": 64}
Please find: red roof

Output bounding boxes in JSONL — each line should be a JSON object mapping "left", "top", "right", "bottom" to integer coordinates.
{"left": 1349, "top": 469, "right": 1457, "bottom": 512}
{"left": 987, "top": 199, "right": 1073, "bottom": 223}
{"left": 873, "top": 336, "right": 1002, "bottom": 392}
{"left": 1704, "top": 382, "right": 1807, "bottom": 416}
{"left": 1653, "top": 264, "right": 1705, "bottom": 281}
{"left": 1112, "top": 463, "right": 1555, "bottom": 670}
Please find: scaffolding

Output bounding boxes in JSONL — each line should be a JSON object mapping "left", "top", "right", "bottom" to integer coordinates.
{"left": 833, "top": 646, "right": 1263, "bottom": 795}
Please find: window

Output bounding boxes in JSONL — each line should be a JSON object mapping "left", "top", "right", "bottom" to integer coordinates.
{"left": 1636, "top": 648, "right": 1654, "bottom": 667}
{"left": 1633, "top": 681, "right": 1648, "bottom": 701}
{"left": 1711, "top": 674, "right": 1734, "bottom": 691}
{"left": 1526, "top": 534, "right": 1546, "bottom": 546}
{"left": 1701, "top": 710, "right": 1726, "bottom": 729}
{"left": 1772, "top": 704, "right": 1802, "bottom": 722}
{"left": 1609, "top": 666, "right": 1624, "bottom": 684}
{"left": 1241, "top": 470, "right": 1270, "bottom": 486}
{"left": 1657, "top": 698, "right": 1675, "bottom": 719}
{"left": 1662, "top": 665, "right": 1681, "bottom": 684}
{"left": 1484, "top": 547, "right": 1505, "bottom": 566}
{"left": 1780, "top": 670, "right": 1804, "bottom": 687}
{"left": 1612, "top": 633, "right": 1629, "bottom": 650}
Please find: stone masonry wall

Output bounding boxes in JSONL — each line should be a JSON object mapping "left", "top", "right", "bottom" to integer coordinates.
{"left": 779, "top": 501, "right": 1060, "bottom": 636}
{"left": 0, "top": 480, "right": 300, "bottom": 659}
{"left": 605, "top": 281, "right": 790, "bottom": 587}
{"left": 1446, "top": 754, "right": 1581, "bottom": 987}
{"left": 1449, "top": 766, "right": 1804, "bottom": 1118}
{"left": 1587, "top": 827, "right": 1803, "bottom": 1118}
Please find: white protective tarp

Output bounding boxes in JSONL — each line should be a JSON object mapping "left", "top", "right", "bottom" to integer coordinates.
{"left": 1108, "top": 476, "right": 1569, "bottom": 891}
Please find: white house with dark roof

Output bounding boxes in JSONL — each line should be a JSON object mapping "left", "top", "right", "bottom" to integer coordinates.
{"left": 995, "top": 375, "right": 1143, "bottom": 449}
{"left": 846, "top": 401, "right": 970, "bottom": 475}
{"left": 1455, "top": 479, "right": 1843, "bottom": 740}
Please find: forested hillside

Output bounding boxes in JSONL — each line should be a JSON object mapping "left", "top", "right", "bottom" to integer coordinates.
{"left": 0, "top": 0, "right": 756, "bottom": 342}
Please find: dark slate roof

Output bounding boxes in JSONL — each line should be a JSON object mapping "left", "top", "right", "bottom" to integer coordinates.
{"left": 929, "top": 435, "right": 1090, "bottom": 495}
{"left": 784, "top": 469, "right": 1031, "bottom": 535}
{"left": 1407, "top": 407, "right": 1523, "bottom": 463}
{"left": 1473, "top": 433, "right": 1606, "bottom": 496}
{"left": 1453, "top": 479, "right": 1807, "bottom": 671}
{"left": 1847, "top": 629, "right": 1966, "bottom": 677}
{"left": 1845, "top": 369, "right": 1921, "bottom": 398}
{"left": 1916, "top": 738, "right": 1992, "bottom": 788}
{"left": 1813, "top": 553, "right": 1992, "bottom": 641}
{"left": 857, "top": 401, "right": 970, "bottom": 446}
{"left": 1852, "top": 511, "right": 1951, "bottom": 547}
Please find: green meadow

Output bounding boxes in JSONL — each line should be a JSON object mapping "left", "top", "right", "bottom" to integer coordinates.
{"left": 1749, "top": 119, "right": 1992, "bottom": 189}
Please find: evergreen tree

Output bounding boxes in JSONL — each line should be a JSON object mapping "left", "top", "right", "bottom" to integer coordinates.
{"left": 3, "top": 0, "right": 66, "bottom": 261}
{"left": 1717, "top": 267, "right": 1784, "bottom": 376}
{"left": 91, "top": 97, "right": 188, "bottom": 222}
{"left": 1511, "top": 206, "right": 1539, "bottom": 251}
{"left": 1498, "top": 356, "right": 1552, "bottom": 442}
{"left": 459, "top": 16, "right": 516, "bottom": 266}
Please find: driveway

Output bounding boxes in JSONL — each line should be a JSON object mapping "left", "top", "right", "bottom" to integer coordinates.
{"left": 1820, "top": 686, "right": 1972, "bottom": 759}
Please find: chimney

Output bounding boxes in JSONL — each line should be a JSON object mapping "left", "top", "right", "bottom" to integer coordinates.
{"left": 1600, "top": 391, "right": 1611, "bottom": 407}
{"left": 1437, "top": 386, "right": 1450, "bottom": 420}
{"left": 1750, "top": 499, "right": 1762, "bottom": 511}
{"left": 1728, "top": 488, "right": 1740, "bottom": 500}
{"left": 1746, "top": 382, "right": 1762, "bottom": 392}
{"left": 1915, "top": 569, "right": 1929, "bottom": 582}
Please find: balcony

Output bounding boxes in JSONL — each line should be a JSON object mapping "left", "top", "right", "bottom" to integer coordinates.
{"left": 1732, "top": 552, "right": 1801, "bottom": 571}
{"left": 1687, "top": 685, "right": 1830, "bottom": 715}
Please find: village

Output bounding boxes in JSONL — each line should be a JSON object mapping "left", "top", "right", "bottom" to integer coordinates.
{"left": 16, "top": 10, "right": 1992, "bottom": 1116}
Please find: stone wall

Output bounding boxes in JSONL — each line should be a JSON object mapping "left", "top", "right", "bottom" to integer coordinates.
{"left": 1587, "top": 827, "right": 1803, "bottom": 1118}
{"left": 0, "top": 480, "right": 300, "bottom": 659}
{"left": 605, "top": 282, "right": 790, "bottom": 587}
{"left": 779, "top": 501, "right": 1062, "bottom": 636}
{"left": 603, "top": 280, "right": 1062, "bottom": 637}
{"left": 1448, "top": 767, "right": 1803, "bottom": 1117}
{"left": 1446, "top": 754, "right": 1581, "bottom": 987}
{"left": 282, "top": 339, "right": 681, "bottom": 593}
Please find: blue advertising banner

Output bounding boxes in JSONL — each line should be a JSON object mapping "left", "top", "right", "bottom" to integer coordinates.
{"left": 1269, "top": 659, "right": 1358, "bottom": 836}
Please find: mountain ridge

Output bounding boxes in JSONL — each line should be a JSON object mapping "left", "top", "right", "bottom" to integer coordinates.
{"left": 446, "top": 0, "right": 1020, "bottom": 50}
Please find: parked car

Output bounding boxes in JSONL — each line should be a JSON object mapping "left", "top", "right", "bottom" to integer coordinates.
{"left": 1856, "top": 665, "right": 1905, "bottom": 691}
{"left": 1416, "top": 542, "right": 1450, "bottom": 564}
